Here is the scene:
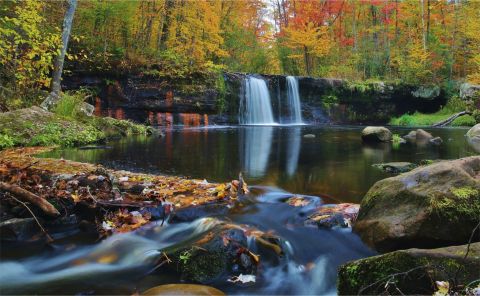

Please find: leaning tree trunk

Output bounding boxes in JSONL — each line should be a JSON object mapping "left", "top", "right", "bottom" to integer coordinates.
{"left": 41, "top": 0, "right": 77, "bottom": 110}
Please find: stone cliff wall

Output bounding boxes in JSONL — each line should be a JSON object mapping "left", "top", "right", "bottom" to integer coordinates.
{"left": 63, "top": 72, "right": 448, "bottom": 125}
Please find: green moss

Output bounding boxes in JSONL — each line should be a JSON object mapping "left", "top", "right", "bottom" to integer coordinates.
{"left": 338, "top": 246, "right": 479, "bottom": 295}
{"left": 429, "top": 186, "right": 480, "bottom": 221}
{"left": 0, "top": 105, "right": 152, "bottom": 149}
{"left": 390, "top": 95, "right": 475, "bottom": 127}
{"left": 451, "top": 186, "right": 479, "bottom": 199}
{"left": 181, "top": 250, "right": 227, "bottom": 283}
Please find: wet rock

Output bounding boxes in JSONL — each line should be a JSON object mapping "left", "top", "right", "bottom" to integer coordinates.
{"left": 303, "top": 134, "right": 315, "bottom": 138}
{"left": 170, "top": 203, "right": 230, "bottom": 223}
{"left": 466, "top": 124, "right": 480, "bottom": 153}
{"left": 0, "top": 218, "right": 40, "bottom": 242}
{"left": 372, "top": 162, "right": 417, "bottom": 174}
{"left": 305, "top": 203, "right": 359, "bottom": 228}
{"left": 429, "top": 136, "right": 443, "bottom": 145}
{"left": 403, "top": 129, "right": 434, "bottom": 144}
{"left": 354, "top": 157, "right": 480, "bottom": 252}
{"left": 142, "top": 284, "right": 225, "bottom": 296}
{"left": 337, "top": 243, "right": 480, "bottom": 295}
{"left": 169, "top": 221, "right": 257, "bottom": 284}
{"left": 361, "top": 126, "right": 392, "bottom": 142}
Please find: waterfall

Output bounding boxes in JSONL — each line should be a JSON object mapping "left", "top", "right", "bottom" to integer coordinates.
{"left": 285, "top": 76, "right": 303, "bottom": 124}
{"left": 239, "top": 76, "right": 276, "bottom": 125}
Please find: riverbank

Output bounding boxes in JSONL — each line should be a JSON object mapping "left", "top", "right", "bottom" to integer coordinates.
{"left": 0, "top": 106, "right": 154, "bottom": 149}
{"left": 0, "top": 146, "right": 246, "bottom": 238}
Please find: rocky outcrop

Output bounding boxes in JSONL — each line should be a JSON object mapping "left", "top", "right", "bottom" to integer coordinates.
{"left": 460, "top": 83, "right": 480, "bottom": 101}
{"left": 353, "top": 157, "right": 480, "bottom": 252}
{"left": 63, "top": 72, "right": 448, "bottom": 125}
{"left": 361, "top": 126, "right": 392, "bottom": 142}
{"left": 337, "top": 243, "right": 480, "bottom": 295}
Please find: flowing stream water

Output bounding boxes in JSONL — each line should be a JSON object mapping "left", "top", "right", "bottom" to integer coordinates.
{"left": 1, "top": 126, "right": 477, "bottom": 295}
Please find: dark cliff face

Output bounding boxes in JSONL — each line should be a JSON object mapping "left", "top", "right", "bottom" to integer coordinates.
{"left": 63, "top": 72, "right": 447, "bottom": 126}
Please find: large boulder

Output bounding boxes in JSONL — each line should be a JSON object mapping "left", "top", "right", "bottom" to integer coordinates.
{"left": 361, "top": 126, "right": 392, "bottom": 142}
{"left": 467, "top": 124, "right": 480, "bottom": 153}
{"left": 467, "top": 124, "right": 480, "bottom": 143}
{"left": 354, "top": 157, "right": 480, "bottom": 252}
{"left": 337, "top": 243, "right": 480, "bottom": 295}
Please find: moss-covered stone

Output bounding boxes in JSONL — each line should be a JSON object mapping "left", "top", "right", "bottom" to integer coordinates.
{"left": 337, "top": 243, "right": 480, "bottom": 295}
{"left": 354, "top": 157, "right": 480, "bottom": 252}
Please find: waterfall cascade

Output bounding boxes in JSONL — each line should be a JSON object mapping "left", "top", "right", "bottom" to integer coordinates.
{"left": 285, "top": 76, "right": 303, "bottom": 124}
{"left": 239, "top": 76, "right": 276, "bottom": 125}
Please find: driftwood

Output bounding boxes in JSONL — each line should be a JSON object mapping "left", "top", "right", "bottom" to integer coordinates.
{"left": 0, "top": 182, "right": 60, "bottom": 217}
{"left": 432, "top": 111, "right": 471, "bottom": 127}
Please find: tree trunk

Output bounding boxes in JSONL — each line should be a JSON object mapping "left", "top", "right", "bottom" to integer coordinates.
{"left": 41, "top": 0, "right": 77, "bottom": 110}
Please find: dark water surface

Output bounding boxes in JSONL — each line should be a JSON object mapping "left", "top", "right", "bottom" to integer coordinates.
{"left": 42, "top": 125, "right": 476, "bottom": 203}
{"left": 1, "top": 126, "right": 475, "bottom": 295}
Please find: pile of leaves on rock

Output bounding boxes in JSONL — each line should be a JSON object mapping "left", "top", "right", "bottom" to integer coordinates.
{"left": 0, "top": 148, "right": 248, "bottom": 242}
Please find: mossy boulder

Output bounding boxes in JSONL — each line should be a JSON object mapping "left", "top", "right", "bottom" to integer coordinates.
{"left": 167, "top": 221, "right": 257, "bottom": 284}
{"left": 361, "top": 126, "right": 392, "bottom": 142}
{"left": 337, "top": 242, "right": 480, "bottom": 295}
{"left": 354, "top": 157, "right": 480, "bottom": 252}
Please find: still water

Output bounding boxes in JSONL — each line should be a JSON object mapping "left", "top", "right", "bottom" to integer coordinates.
{"left": 43, "top": 125, "right": 476, "bottom": 203}
{"left": 1, "top": 126, "right": 475, "bottom": 295}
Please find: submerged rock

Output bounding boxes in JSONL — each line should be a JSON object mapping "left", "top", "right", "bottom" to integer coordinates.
{"left": 305, "top": 203, "right": 359, "bottom": 228}
{"left": 403, "top": 129, "right": 438, "bottom": 146}
{"left": 354, "top": 157, "right": 480, "bottom": 252}
{"left": 429, "top": 136, "right": 443, "bottom": 145}
{"left": 337, "top": 243, "right": 480, "bottom": 295}
{"left": 361, "top": 126, "right": 392, "bottom": 142}
{"left": 0, "top": 218, "right": 39, "bottom": 242}
{"left": 372, "top": 162, "right": 417, "bottom": 174}
{"left": 303, "top": 134, "right": 316, "bottom": 138}
{"left": 142, "top": 284, "right": 225, "bottom": 296}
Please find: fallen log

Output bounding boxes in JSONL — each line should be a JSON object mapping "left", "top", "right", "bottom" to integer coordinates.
{"left": 0, "top": 182, "right": 60, "bottom": 217}
{"left": 432, "top": 111, "right": 471, "bottom": 127}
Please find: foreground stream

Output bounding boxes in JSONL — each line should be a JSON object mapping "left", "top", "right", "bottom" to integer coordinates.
{"left": 1, "top": 126, "right": 476, "bottom": 295}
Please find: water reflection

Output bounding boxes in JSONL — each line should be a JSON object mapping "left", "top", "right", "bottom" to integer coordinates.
{"left": 285, "top": 128, "right": 302, "bottom": 177}
{"left": 40, "top": 126, "right": 477, "bottom": 203}
{"left": 240, "top": 126, "right": 274, "bottom": 178}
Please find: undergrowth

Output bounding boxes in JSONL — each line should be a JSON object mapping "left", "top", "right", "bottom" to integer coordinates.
{"left": 390, "top": 96, "right": 477, "bottom": 127}
{"left": 0, "top": 91, "right": 152, "bottom": 149}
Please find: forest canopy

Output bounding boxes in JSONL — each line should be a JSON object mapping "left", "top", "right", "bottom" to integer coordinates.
{"left": 1, "top": 0, "right": 480, "bottom": 108}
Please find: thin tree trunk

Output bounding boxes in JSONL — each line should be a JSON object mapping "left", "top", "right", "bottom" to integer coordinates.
{"left": 0, "top": 182, "right": 60, "bottom": 217}
{"left": 41, "top": 0, "right": 77, "bottom": 110}
{"left": 421, "top": 0, "right": 426, "bottom": 50}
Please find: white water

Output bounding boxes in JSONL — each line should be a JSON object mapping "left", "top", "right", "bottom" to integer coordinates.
{"left": 239, "top": 77, "right": 277, "bottom": 125}
{"left": 285, "top": 76, "right": 303, "bottom": 124}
